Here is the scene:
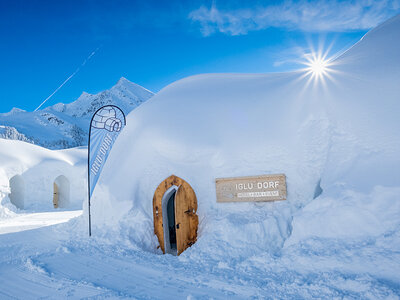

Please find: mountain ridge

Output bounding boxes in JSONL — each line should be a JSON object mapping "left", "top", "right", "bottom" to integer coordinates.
{"left": 0, "top": 77, "right": 154, "bottom": 149}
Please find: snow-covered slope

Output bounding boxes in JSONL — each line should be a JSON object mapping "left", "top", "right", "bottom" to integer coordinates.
{"left": 0, "top": 78, "right": 153, "bottom": 149}
{"left": 89, "top": 14, "right": 400, "bottom": 263}
{"left": 0, "top": 125, "right": 32, "bottom": 143}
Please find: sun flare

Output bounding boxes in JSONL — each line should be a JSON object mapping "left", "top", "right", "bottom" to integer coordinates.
{"left": 296, "top": 45, "right": 340, "bottom": 91}
{"left": 305, "top": 55, "right": 331, "bottom": 78}
{"left": 309, "top": 58, "right": 328, "bottom": 76}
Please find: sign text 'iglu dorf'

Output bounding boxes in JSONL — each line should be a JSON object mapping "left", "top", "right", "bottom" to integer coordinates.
{"left": 215, "top": 174, "right": 287, "bottom": 202}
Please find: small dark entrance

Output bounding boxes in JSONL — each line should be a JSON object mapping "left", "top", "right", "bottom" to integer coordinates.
{"left": 153, "top": 175, "right": 198, "bottom": 255}
{"left": 166, "top": 189, "right": 177, "bottom": 254}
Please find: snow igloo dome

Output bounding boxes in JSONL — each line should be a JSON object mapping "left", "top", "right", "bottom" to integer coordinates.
{"left": 88, "top": 15, "right": 400, "bottom": 258}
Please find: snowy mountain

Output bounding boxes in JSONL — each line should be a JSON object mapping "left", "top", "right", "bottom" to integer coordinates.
{"left": 0, "top": 77, "right": 154, "bottom": 149}
{"left": 0, "top": 126, "right": 32, "bottom": 144}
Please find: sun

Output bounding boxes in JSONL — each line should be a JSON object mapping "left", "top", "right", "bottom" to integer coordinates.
{"left": 295, "top": 40, "right": 342, "bottom": 90}
{"left": 304, "top": 54, "right": 331, "bottom": 78}
{"left": 309, "top": 57, "right": 328, "bottom": 76}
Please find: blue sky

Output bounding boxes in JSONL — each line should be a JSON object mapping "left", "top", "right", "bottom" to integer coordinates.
{"left": 0, "top": 0, "right": 399, "bottom": 112}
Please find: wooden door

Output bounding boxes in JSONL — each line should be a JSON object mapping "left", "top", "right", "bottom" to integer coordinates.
{"left": 153, "top": 175, "right": 198, "bottom": 255}
{"left": 174, "top": 184, "right": 198, "bottom": 255}
{"left": 53, "top": 182, "right": 59, "bottom": 208}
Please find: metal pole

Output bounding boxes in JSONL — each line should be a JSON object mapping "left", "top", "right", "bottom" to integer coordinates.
{"left": 88, "top": 120, "right": 93, "bottom": 237}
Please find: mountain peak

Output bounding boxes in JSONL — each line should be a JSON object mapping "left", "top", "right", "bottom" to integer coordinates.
{"left": 78, "top": 91, "right": 92, "bottom": 98}
{"left": 10, "top": 107, "right": 25, "bottom": 113}
{"left": 112, "top": 77, "right": 154, "bottom": 97}
{"left": 115, "top": 77, "right": 137, "bottom": 89}
{"left": 0, "top": 107, "right": 26, "bottom": 116}
{"left": 116, "top": 77, "right": 129, "bottom": 85}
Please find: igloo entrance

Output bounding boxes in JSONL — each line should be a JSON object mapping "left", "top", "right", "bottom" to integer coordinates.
{"left": 153, "top": 175, "right": 198, "bottom": 255}
{"left": 53, "top": 175, "right": 70, "bottom": 208}
{"left": 162, "top": 186, "right": 178, "bottom": 255}
{"left": 9, "top": 175, "right": 25, "bottom": 209}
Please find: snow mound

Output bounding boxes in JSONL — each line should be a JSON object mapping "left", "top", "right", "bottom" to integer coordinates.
{"left": 88, "top": 15, "right": 400, "bottom": 258}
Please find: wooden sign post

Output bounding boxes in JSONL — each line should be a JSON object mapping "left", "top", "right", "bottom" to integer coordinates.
{"left": 215, "top": 174, "right": 287, "bottom": 203}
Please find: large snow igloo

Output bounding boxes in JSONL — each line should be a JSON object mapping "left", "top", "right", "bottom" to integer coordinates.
{"left": 89, "top": 15, "right": 400, "bottom": 257}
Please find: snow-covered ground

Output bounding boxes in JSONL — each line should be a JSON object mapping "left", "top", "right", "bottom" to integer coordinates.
{"left": 0, "top": 210, "right": 82, "bottom": 234}
{"left": 0, "top": 212, "right": 399, "bottom": 299}
{"left": 0, "top": 14, "right": 400, "bottom": 299}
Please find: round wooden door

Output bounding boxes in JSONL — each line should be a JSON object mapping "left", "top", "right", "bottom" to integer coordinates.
{"left": 153, "top": 175, "right": 198, "bottom": 255}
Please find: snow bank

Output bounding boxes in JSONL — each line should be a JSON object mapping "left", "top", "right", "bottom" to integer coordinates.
{"left": 88, "top": 15, "right": 399, "bottom": 258}
{"left": 286, "top": 186, "right": 400, "bottom": 244}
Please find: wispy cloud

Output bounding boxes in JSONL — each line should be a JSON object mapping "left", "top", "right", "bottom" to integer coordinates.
{"left": 189, "top": 0, "right": 400, "bottom": 36}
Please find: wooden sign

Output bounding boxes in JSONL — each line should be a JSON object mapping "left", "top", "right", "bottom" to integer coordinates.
{"left": 215, "top": 174, "right": 287, "bottom": 203}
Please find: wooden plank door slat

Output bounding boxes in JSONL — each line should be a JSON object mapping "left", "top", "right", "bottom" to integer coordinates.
{"left": 53, "top": 182, "right": 59, "bottom": 208}
{"left": 175, "top": 182, "right": 198, "bottom": 255}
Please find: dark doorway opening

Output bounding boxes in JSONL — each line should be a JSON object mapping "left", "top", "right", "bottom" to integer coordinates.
{"left": 166, "top": 190, "right": 177, "bottom": 252}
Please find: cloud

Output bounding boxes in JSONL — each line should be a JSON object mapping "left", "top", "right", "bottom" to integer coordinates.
{"left": 189, "top": 0, "right": 400, "bottom": 36}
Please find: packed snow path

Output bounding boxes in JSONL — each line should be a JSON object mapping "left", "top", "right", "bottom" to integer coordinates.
{"left": 0, "top": 219, "right": 399, "bottom": 299}
{"left": 0, "top": 210, "right": 82, "bottom": 234}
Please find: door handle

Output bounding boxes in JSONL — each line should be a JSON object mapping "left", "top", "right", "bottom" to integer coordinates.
{"left": 184, "top": 208, "right": 195, "bottom": 214}
{"left": 176, "top": 223, "right": 180, "bottom": 229}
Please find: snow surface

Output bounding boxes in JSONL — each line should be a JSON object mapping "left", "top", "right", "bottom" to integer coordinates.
{"left": 0, "top": 14, "right": 400, "bottom": 299}
{"left": 0, "top": 210, "right": 82, "bottom": 234}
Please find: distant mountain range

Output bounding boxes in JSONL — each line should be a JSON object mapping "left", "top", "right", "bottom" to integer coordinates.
{"left": 0, "top": 77, "right": 154, "bottom": 149}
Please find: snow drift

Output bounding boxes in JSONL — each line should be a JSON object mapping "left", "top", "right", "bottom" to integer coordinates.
{"left": 88, "top": 15, "right": 400, "bottom": 258}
